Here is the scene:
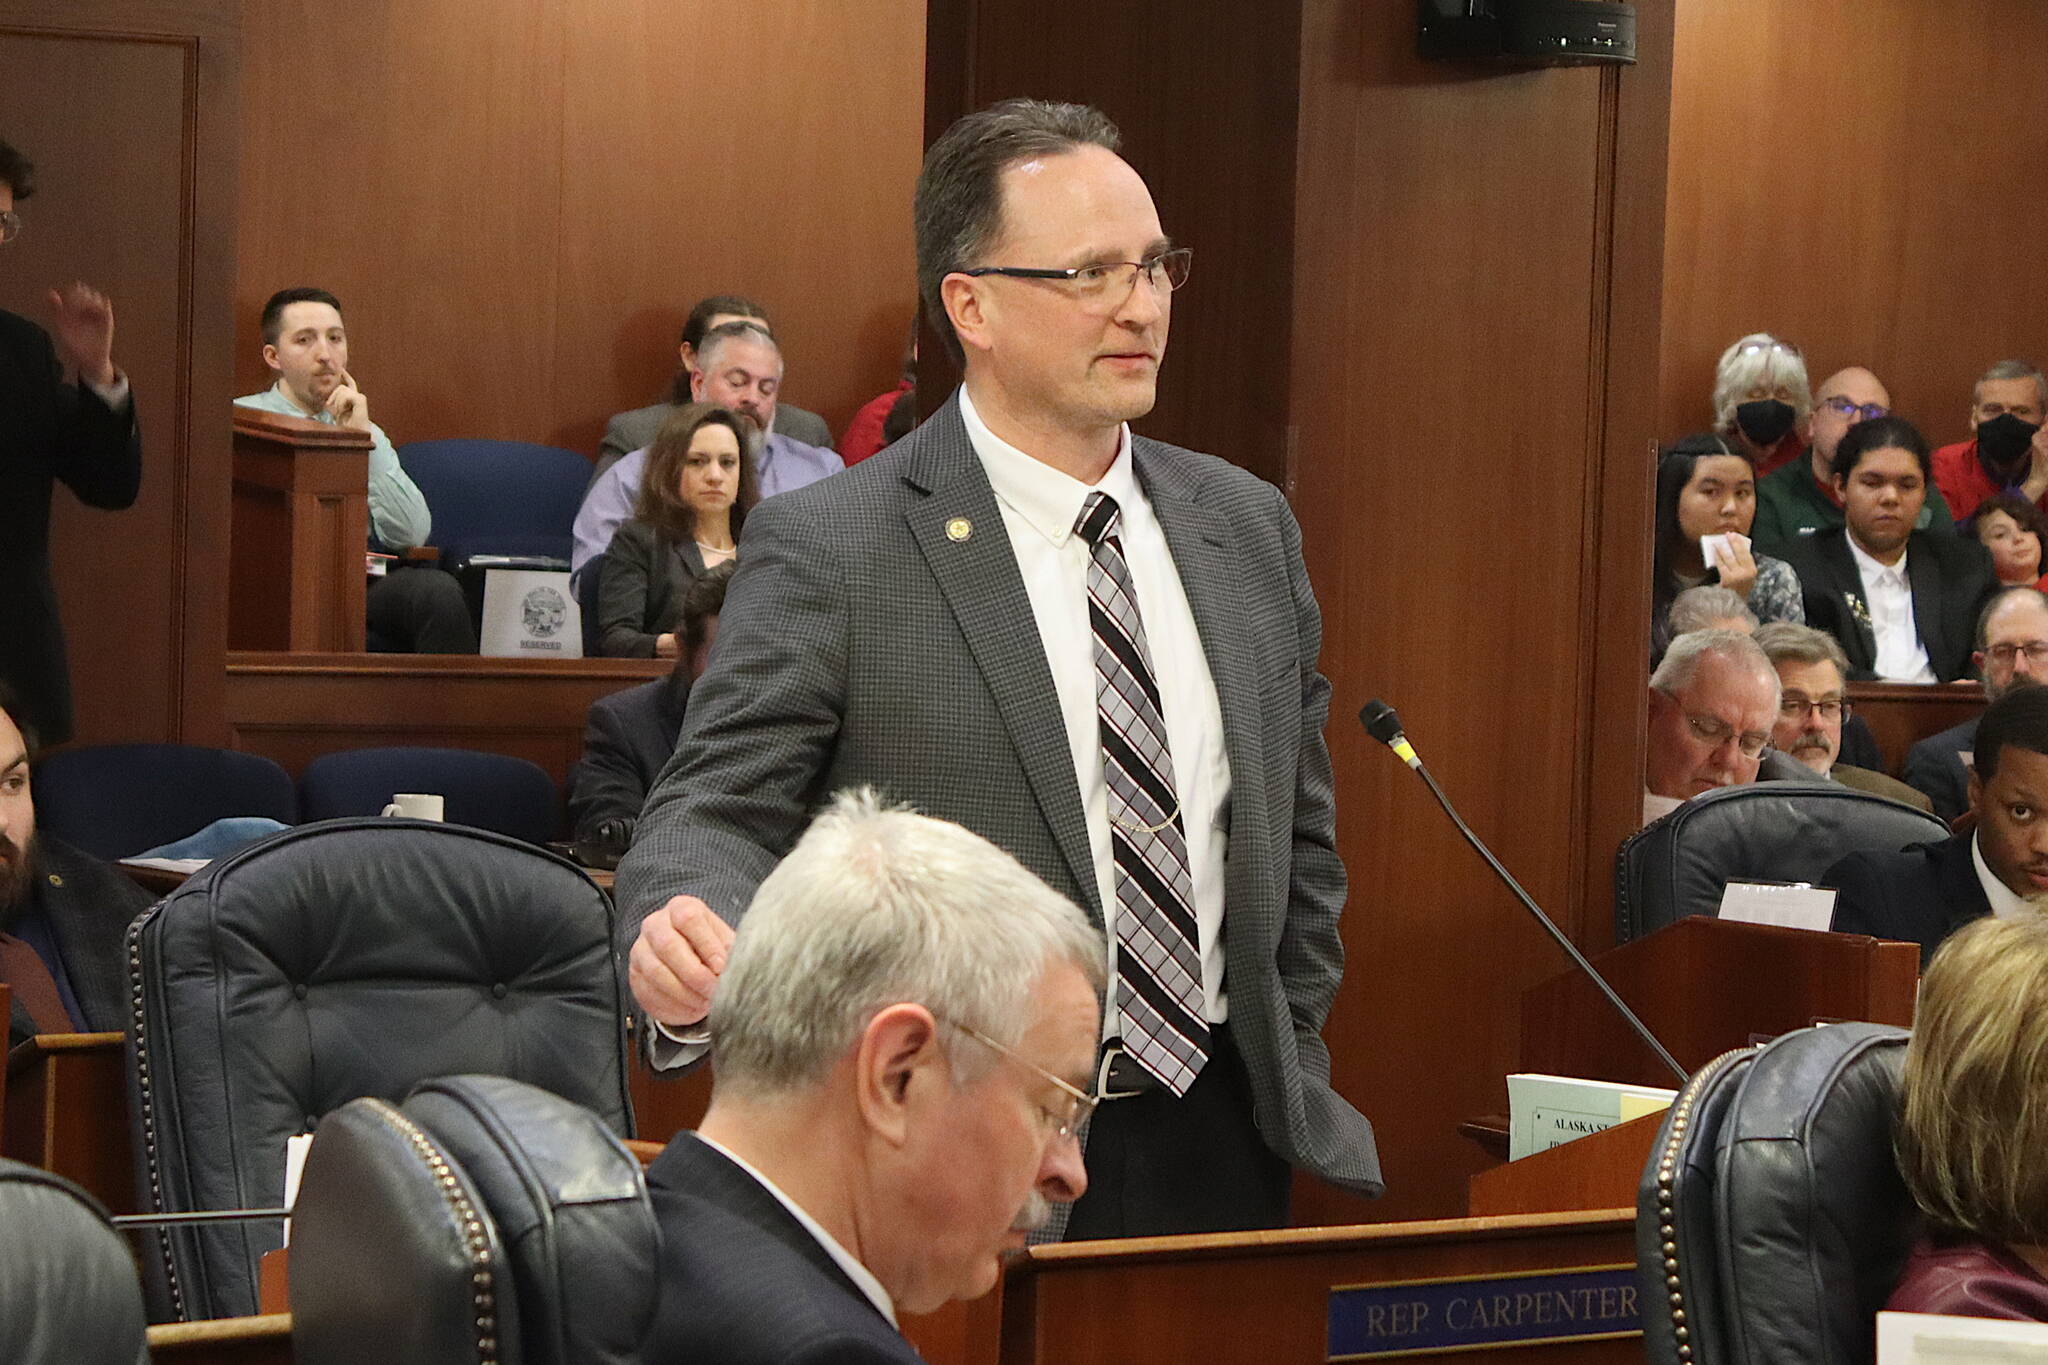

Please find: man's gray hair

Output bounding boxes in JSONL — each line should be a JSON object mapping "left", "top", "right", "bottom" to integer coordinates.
{"left": 1667, "top": 586, "right": 1756, "bottom": 637}
{"left": 1753, "top": 620, "right": 1850, "bottom": 675}
{"left": 1712, "top": 332, "right": 1812, "bottom": 434}
{"left": 1650, "top": 628, "right": 1781, "bottom": 711}
{"left": 695, "top": 319, "right": 780, "bottom": 376}
{"left": 709, "top": 788, "right": 1105, "bottom": 1097}
{"left": 914, "top": 99, "right": 1122, "bottom": 365}
{"left": 1975, "top": 359, "right": 2048, "bottom": 415}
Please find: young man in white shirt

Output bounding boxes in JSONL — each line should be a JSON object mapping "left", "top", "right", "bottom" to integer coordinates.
{"left": 1779, "top": 415, "right": 1996, "bottom": 683}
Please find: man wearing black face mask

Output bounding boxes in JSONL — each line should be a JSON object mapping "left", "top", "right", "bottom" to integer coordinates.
{"left": 1932, "top": 360, "right": 2048, "bottom": 526}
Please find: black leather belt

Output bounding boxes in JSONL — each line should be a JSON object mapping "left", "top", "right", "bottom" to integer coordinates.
{"left": 1095, "top": 1044, "right": 1165, "bottom": 1100}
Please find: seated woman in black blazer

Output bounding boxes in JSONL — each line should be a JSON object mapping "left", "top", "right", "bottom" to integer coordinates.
{"left": 596, "top": 402, "right": 758, "bottom": 658}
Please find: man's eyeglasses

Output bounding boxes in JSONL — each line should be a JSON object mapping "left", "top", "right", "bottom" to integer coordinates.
{"left": 1779, "top": 696, "right": 1848, "bottom": 723}
{"left": 0, "top": 211, "right": 20, "bottom": 246}
{"left": 1820, "top": 395, "right": 1890, "bottom": 423}
{"left": 1985, "top": 641, "right": 2048, "bottom": 667}
{"left": 943, "top": 1017, "right": 1098, "bottom": 1141}
{"left": 957, "top": 248, "right": 1192, "bottom": 313}
{"left": 1685, "top": 712, "right": 1771, "bottom": 759}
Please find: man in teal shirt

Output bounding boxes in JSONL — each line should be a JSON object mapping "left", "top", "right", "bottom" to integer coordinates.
{"left": 1754, "top": 366, "right": 1954, "bottom": 556}
{"left": 236, "top": 288, "right": 473, "bottom": 652}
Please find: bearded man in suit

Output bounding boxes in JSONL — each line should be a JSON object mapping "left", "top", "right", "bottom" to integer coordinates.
{"left": 617, "top": 99, "right": 1381, "bottom": 1237}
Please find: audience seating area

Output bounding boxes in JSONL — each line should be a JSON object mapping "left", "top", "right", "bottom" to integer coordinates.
{"left": 393, "top": 439, "right": 590, "bottom": 570}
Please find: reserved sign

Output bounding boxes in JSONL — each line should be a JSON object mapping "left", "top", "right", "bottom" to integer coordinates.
{"left": 1327, "top": 1263, "right": 1641, "bottom": 1360}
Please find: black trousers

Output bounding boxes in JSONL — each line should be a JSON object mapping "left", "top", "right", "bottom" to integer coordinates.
{"left": 1064, "top": 1023, "right": 1291, "bottom": 1240}
{"left": 366, "top": 566, "right": 478, "bottom": 654}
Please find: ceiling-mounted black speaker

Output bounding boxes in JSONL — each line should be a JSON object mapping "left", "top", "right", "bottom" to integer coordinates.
{"left": 1418, "top": 0, "right": 1636, "bottom": 67}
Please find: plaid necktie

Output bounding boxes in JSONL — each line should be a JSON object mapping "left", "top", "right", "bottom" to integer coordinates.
{"left": 1074, "top": 491, "right": 1209, "bottom": 1095}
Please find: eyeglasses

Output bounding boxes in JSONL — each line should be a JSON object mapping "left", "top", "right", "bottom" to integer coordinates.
{"left": 1986, "top": 641, "right": 2048, "bottom": 666}
{"left": 1820, "top": 396, "right": 1890, "bottom": 423}
{"left": 1684, "top": 712, "right": 1771, "bottom": 759}
{"left": 942, "top": 1017, "right": 1098, "bottom": 1141}
{"left": 958, "top": 247, "right": 1192, "bottom": 312}
{"left": 1778, "top": 696, "right": 1848, "bottom": 722}
{"left": 0, "top": 211, "right": 20, "bottom": 246}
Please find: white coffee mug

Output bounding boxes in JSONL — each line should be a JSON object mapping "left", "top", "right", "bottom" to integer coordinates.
{"left": 381, "top": 793, "right": 446, "bottom": 821}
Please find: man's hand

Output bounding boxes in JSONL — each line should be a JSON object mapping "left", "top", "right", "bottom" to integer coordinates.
{"left": 326, "top": 368, "right": 372, "bottom": 431}
{"left": 48, "top": 283, "right": 117, "bottom": 388}
{"left": 628, "top": 894, "right": 735, "bottom": 1027}
{"left": 2024, "top": 425, "right": 2048, "bottom": 502}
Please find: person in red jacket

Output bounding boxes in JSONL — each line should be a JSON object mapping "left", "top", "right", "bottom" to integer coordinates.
{"left": 1931, "top": 359, "right": 2048, "bottom": 525}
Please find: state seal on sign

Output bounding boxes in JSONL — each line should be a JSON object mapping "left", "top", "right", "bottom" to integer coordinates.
{"left": 522, "top": 586, "right": 568, "bottom": 638}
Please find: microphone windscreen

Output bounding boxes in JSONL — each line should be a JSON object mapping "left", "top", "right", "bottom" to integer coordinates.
{"left": 1359, "top": 699, "right": 1404, "bottom": 746}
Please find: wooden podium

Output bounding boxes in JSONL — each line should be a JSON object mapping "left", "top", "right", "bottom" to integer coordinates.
{"left": 230, "top": 408, "right": 372, "bottom": 652}
{"left": 1520, "top": 917, "right": 1918, "bottom": 1089}
{"left": 1466, "top": 917, "right": 1919, "bottom": 1217}
{"left": 3, "top": 1030, "right": 132, "bottom": 1213}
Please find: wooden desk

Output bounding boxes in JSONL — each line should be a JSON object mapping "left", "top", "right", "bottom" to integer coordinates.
{"left": 225, "top": 651, "right": 667, "bottom": 791}
{"left": 148, "top": 1314, "right": 292, "bottom": 1365}
{"left": 230, "top": 410, "right": 373, "bottom": 653}
{"left": 1846, "top": 680, "right": 1981, "bottom": 776}
{"left": 1001, "top": 1210, "right": 1637, "bottom": 1365}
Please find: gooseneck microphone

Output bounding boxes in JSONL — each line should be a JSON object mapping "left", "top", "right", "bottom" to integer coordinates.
{"left": 1359, "top": 700, "right": 1688, "bottom": 1085}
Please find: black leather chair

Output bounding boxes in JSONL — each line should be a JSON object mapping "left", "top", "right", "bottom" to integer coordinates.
{"left": 125, "top": 818, "right": 633, "bottom": 1322}
{"left": 291, "top": 1076, "right": 656, "bottom": 1365}
{"left": 0, "top": 1158, "right": 149, "bottom": 1364}
{"left": 1616, "top": 784, "right": 1948, "bottom": 941}
{"left": 1637, "top": 1022, "right": 1915, "bottom": 1365}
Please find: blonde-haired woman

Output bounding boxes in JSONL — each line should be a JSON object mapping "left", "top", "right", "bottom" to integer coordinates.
{"left": 1889, "top": 914, "right": 2048, "bottom": 1319}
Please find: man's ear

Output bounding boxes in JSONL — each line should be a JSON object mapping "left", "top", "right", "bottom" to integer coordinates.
{"left": 261, "top": 343, "right": 282, "bottom": 374}
{"left": 1832, "top": 472, "right": 1849, "bottom": 501}
{"left": 1968, "top": 767, "right": 1985, "bottom": 815}
{"left": 853, "top": 1003, "right": 944, "bottom": 1149}
{"left": 941, "top": 274, "right": 991, "bottom": 358}
{"left": 678, "top": 341, "right": 697, "bottom": 374}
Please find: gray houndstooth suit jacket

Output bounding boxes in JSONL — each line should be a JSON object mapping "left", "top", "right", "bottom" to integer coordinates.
{"left": 615, "top": 392, "right": 1382, "bottom": 1200}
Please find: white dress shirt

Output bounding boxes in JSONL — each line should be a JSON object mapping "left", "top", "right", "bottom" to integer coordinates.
{"left": 1846, "top": 536, "right": 1936, "bottom": 683}
{"left": 959, "top": 386, "right": 1232, "bottom": 1024}
{"left": 1971, "top": 831, "right": 2048, "bottom": 919}
{"left": 692, "top": 1133, "right": 896, "bottom": 1326}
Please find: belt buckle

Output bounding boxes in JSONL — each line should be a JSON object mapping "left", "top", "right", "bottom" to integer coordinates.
{"left": 1095, "top": 1045, "right": 1150, "bottom": 1101}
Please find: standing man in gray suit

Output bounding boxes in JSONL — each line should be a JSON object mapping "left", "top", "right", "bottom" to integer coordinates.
{"left": 616, "top": 99, "right": 1381, "bottom": 1237}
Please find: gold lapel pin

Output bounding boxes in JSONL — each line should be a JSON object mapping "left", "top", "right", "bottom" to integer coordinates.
{"left": 945, "top": 517, "right": 973, "bottom": 543}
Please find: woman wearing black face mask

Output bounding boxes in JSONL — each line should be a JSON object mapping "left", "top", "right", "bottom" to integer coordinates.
{"left": 1931, "top": 360, "right": 2048, "bottom": 526}
{"left": 1709, "top": 332, "right": 1813, "bottom": 477}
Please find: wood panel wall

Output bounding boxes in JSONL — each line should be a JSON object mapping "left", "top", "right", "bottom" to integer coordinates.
{"left": 925, "top": 1, "right": 1669, "bottom": 1223}
{"left": 232, "top": 0, "right": 928, "bottom": 457}
{"left": 0, "top": 0, "right": 238, "bottom": 748}
{"left": 1659, "top": 0, "right": 2048, "bottom": 444}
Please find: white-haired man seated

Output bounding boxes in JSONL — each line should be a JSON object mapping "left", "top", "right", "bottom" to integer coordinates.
{"left": 641, "top": 789, "right": 1103, "bottom": 1365}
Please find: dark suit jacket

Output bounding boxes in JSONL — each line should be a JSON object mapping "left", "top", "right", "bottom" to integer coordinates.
{"left": 5, "top": 836, "right": 155, "bottom": 1048}
{"left": 0, "top": 309, "right": 141, "bottom": 746}
{"left": 1825, "top": 832, "right": 1989, "bottom": 968}
{"left": 596, "top": 520, "right": 710, "bottom": 658}
{"left": 567, "top": 672, "right": 689, "bottom": 841}
{"left": 1905, "top": 715, "right": 1979, "bottom": 825}
{"left": 616, "top": 392, "right": 1381, "bottom": 1203}
{"left": 1777, "top": 527, "right": 1995, "bottom": 683}
{"left": 643, "top": 1134, "right": 918, "bottom": 1365}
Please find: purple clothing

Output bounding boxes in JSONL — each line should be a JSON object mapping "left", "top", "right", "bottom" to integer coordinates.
{"left": 569, "top": 433, "right": 843, "bottom": 580}
{"left": 1887, "top": 1234, "right": 2048, "bottom": 1321}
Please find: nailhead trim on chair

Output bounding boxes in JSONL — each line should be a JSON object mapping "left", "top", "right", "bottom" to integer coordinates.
{"left": 1650, "top": 1046, "right": 1755, "bottom": 1365}
{"left": 363, "top": 1100, "right": 502, "bottom": 1364}
{"left": 126, "top": 907, "right": 186, "bottom": 1321}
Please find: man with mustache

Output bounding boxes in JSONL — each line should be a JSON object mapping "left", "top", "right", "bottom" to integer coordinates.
{"left": 1931, "top": 360, "right": 2048, "bottom": 526}
{"left": 641, "top": 792, "right": 1098, "bottom": 1364}
{"left": 1753, "top": 621, "right": 1931, "bottom": 809}
{"left": 235, "top": 288, "right": 476, "bottom": 653}
{"left": 1827, "top": 684, "right": 2048, "bottom": 968}
{"left": 0, "top": 690, "right": 151, "bottom": 1047}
